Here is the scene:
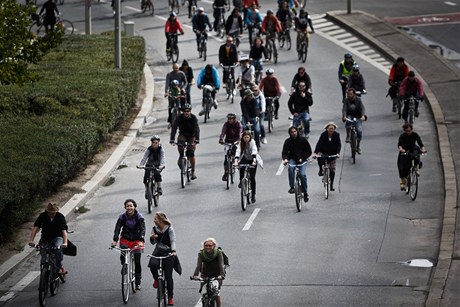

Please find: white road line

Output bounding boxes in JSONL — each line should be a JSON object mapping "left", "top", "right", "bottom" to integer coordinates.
{"left": 242, "top": 208, "right": 260, "bottom": 231}
{"left": 0, "top": 271, "right": 40, "bottom": 302}
{"left": 195, "top": 298, "right": 202, "bottom": 306}
{"left": 444, "top": 1, "right": 457, "bottom": 6}
{"left": 125, "top": 6, "right": 142, "bottom": 13}
{"left": 276, "top": 162, "right": 285, "bottom": 176}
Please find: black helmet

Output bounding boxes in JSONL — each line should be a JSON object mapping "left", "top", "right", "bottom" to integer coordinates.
{"left": 299, "top": 8, "right": 306, "bottom": 14}
{"left": 170, "top": 12, "right": 177, "bottom": 18}
{"left": 344, "top": 52, "right": 353, "bottom": 59}
{"left": 267, "top": 9, "right": 273, "bottom": 15}
{"left": 151, "top": 135, "right": 160, "bottom": 142}
{"left": 183, "top": 103, "right": 192, "bottom": 110}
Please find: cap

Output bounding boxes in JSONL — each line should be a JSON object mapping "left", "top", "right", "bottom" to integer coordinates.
{"left": 198, "top": 7, "right": 204, "bottom": 12}
{"left": 243, "top": 89, "right": 253, "bottom": 97}
{"left": 239, "top": 54, "right": 249, "bottom": 62}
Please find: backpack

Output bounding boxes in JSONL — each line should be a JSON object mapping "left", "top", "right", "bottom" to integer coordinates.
{"left": 217, "top": 246, "right": 229, "bottom": 268}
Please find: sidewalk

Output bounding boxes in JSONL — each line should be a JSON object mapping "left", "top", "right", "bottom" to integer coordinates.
{"left": 326, "top": 10, "right": 460, "bottom": 307}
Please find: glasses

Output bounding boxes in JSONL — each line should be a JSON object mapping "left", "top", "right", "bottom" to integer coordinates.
{"left": 183, "top": 110, "right": 191, "bottom": 113}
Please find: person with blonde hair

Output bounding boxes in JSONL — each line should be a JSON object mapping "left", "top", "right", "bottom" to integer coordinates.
{"left": 193, "top": 238, "right": 225, "bottom": 307}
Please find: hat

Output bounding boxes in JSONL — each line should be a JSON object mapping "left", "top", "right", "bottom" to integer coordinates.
{"left": 46, "top": 203, "right": 59, "bottom": 213}
{"left": 243, "top": 89, "right": 253, "bottom": 97}
{"left": 198, "top": 7, "right": 204, "bottom": 12}
{"left": 324, "top": 121, "right": 337, "bottom": 129}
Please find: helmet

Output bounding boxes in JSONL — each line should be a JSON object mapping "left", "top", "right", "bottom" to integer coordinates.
{"left": 183, "top": 103, "right": 192, "bottom": 110}
{"left": 170, "top": 12, "right": 176, "bottom": 17}
{"left": 323, "top": 122, "right": 337, "bottom": 130}
{"left": 227, "top": 112, "right": 237, "bottom": 119}
{"left": 299, "top": 8, "right": 306, "bottom": 14}
{"left": 352, "top": 64, "right": 360, "bottom": 71}
{"left": 171, "top": 79, "right": 180, "bottom": 86}
{"left": 239, "top": 54, "right": 249, "bottom": 62}
{"left": 198, "top": 7, "right": 204, "bottom": 12}
{"left": 266, "top": 68, "right": 274, "bottom": 75}
{"left": 267, "top": 9, "right": 273, "bottom": 15}
{"left": 150, "top": 135, "right": 160, "bottom": 142}
{"left": 344, "top": 52, "right": 353, "bottom": 58}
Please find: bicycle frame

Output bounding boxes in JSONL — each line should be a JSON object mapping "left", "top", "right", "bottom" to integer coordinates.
{"left": 36, "top": 244, "right": 63, "bottom": 307}
{"left": 147, "top": 254, "right": 173, "bottom": 307}
{"left": 176, "top": 142, "right": 193, "bottom": 188}
{"left": 236, "top": 164, "right": 255, "bottom": 211}
{"left": 191, "top": 277, "right": 220, "bottom": 307}
{"left": 345, "top": 117, "right": 358, "bottom": 164}
{"left": 288, "top": 161, "right": 308, "bottom": 212}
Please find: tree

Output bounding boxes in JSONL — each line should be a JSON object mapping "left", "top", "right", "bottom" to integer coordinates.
{"left": 0, "top": 0, "right": 43, "bottom": 85}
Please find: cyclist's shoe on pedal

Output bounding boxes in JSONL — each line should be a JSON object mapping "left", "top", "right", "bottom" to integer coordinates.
{"left": 198, "top": 109, "right": 205, "bottom": 116}
{"left": 261, "top": 137, "right": 267, "bottom": 144}
{"left": 238, "top": 182, "right": 242, "bottom": 188}
{"left": 153, "top": 279, "right": 158, "bottom": 288}
{"left": 288, "top": 187, "right": 295, "bottom": 194}
{"left": 400, "top": 179, "right": 406, "bottom": 191}
{"left": 357, "top": 147, "right": 361, "bottom": 154}
{"left": 167, "top": 297, "right": 174, "bottom": 306}
{"left": 318, "top": 169, "right": 323, "bottom": 176}
{"left": 330, "top": 186, "right": 335, "bottom": 191}
{"left": 345, "top": 136, "right": 350, "bottom": 143}
{"left": 213, "top": 99, "right": 218, "bottom": 109}
{"left": 157, "top": 187, "right": 163, "bottom": 195}
{"left": 135, "top": 284, "right": 141, "bottom": 291}
{"left": 251, "top": 195, "right": 256, "bottom": 203}
{"left": 222, "top": 173, "right": 228, "bottom": 181}
{"left": 60, "top": 267, "right": 68, "bottom": 275}
{"left": 303, "top": 193, "right": 309, "bottom": 202}
{"left": 121, "top": 264, "right": 127, "bottom": 275}
{"left": 191, "top": 171, "right": 197, "bottom": 180}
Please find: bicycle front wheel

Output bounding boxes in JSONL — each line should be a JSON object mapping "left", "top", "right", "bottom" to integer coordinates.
{"left": 180, "top": 158, "right": 186, "bottom": 188}
{"left": 286, "top": 31, "right": 291, "bottom": 50}
{"left": 408, "top": 109, "right": 415, "bottom": 124}
{"left": 29, "top": 21, "right": 45, "bottom": 37}
{"left": 153, "top": 188, "right": 159, "bottom": 207}
{"left": 240, "top": 179, "right": 247, "bottom": 211}
{"left": 273, "top": 43, "right": 278, "bottom": 64}
{"left": 226, "top": 161, "right": 232, "bottom": 190}
{"left": 121, "top": 264, "right": 130, "bottom": 303}
{"left": 410, "top": 169, "right": 418, "bottom": 200}
{"left": 324, "top": 167, "right": 329, "bottom": 200}
{"left": 350, "top": 131, "right": 357, "bottom": 164}
{"left": 202, "top": 42, "right": 207, "bottom": 61}
{"left": 130, "top": 255, "right": 136, "bottom": 293}
{"left": 157, "top": 279, "right": 167, "bottom": 307}
{"left": 266, "top": 42, "right": 272, "bottom": 61}
{"left": 147, "top": 181, "right": 153, "bottom": 213}
{"left": 58, "top": 19, "right": 74, "bottom": 35}
{"left": 171, "top": 45, "right": 179, "bottom": 63}
{"left": 295, "top": 175, "right": 302, "bottom": 212}
{"left": 267, "top": 109, "right": 273, "bottom": 133}
{"left": 38, "top": 268, "right": 49, "bottom": 306}
{"left": 49, "top": 265, "right": 59, "bottom": 296}
{"left": 301, "top": 43, "right": 307, "bottom": 63}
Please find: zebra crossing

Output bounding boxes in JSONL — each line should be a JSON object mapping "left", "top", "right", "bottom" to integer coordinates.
{"left": 311, "top": 14, "right": 392, "bottom": 74}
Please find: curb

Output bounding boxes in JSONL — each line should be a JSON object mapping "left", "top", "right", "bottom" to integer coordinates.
{"left": 0, "top": 63, "right": 155, "bottom": 284}
{"left": 326, "top": 11, "right": 458, "bottom": 307}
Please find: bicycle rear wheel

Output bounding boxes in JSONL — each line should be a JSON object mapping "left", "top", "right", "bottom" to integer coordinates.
{"left": 149, "top": 2, "right": 155, "bottom": 15}
{"left": 295, "top": 174, "right": 302, "bottom": 212}
{"left": 38, "top": 268, "right": 49, "bottom": 307}
{"left": 324, "top": 167, "right": 329, "bottom": 200}
{"left": 240, "top": 179, "right": 247, "bottom": 211}
{"left": 350, "top": 131, "right": 357, "bottom": 164}
{"left": 147, "top": 181, "right": 153, "bottom": 213}
{"left": 410, "top": 169, "right": 418, "bottom": 200}
{"left": 29, "top": 21, "right": 45, "bottom": 37}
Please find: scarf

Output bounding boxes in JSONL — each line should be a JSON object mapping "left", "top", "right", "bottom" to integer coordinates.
{"left": 199, "top": 249, "right": 219, "bottom": 263}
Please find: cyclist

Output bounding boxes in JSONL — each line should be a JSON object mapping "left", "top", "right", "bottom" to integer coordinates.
{"left": 252, "top": 84, "right": 267, "bottom": 144}
{"left": 218, "top": 36, "right": 239, "bottom": 90}
{"left": 197, "top": 64, "right": 220, "bottom": 115}
{"left": 282, "top": 126, "right": 312, "bottom": 202}
{"left": 150, "top": 212, "right": 177, "bottom": 306}
{"left": 240, "top": 89, "right": 261, "bottom": 148}
{"left": 192, "top": 7, "right": 213, "bottom": 52}
{"left": 234, "top": 130, "right": 258, "bottom": 203}
{"left": 313, "top": 122, "right": 341, "bottom": 191}
{"left": 288, "top": 81, "right": 313, "bottom": 138}
{"left": 225, "top": 7, "right": 244, "bottom": 41}
{"left": 397, "top": 123, "right": 426, "bottom": 190}
{"left": 28, "top": 203, "right": 68, "bottom": 275}
{"left": 213, "top": 0, "right": 228, "bottom": 31}
{"left": 138, "top": 135, "right": 165, "bottom": 196}
{"left": 338, "top": 52, "right": 356, "bottom": 101}
{"left": 261, "top": 9, "right": 282, "bottom": 45}
{"left": 245, "top": 3, "right": 263, "bottom": 46}
{"left": 179, "top": 60, "right": 195, "bottom": 105}
{"left": 242, "top": 0, "right": 259, "bottom": 21}
{"left": 112, "top": 199, "right": 145, "bottom": 291}
{"left": 165, "top": 12, "right": 185, "bottom": 54}
{"left": 388, "top": 57, "right": 409, "bottom": 112}
{"left": 165, "top": 64, "right": 188, "bottom": 127}
{"left": 39, "top": 0, "right": 60, "bottom": 32}
{"left": 219, "top": 113, "right": 243, "bottom": 181}
{"left": 237, "top": 55, "right": 256, "bottom": 95}
{"left": 192, "top": 238, "right": 225, "bottom": 307}
{"left": 290, "top": 66, "right": 312, "bottom": 95}
{"left": 347, "top": 64, "right": 366, "bottom": 94}
{"left": 259, "top": 68, "right": 281, "bottom": 119}
{"left": 399, "top": 70, "right": 424, "bottom": 121}
{"left": 294, "top": 8, "right": 314, "bottom": 52}
{"left": 170, "top": 103, "right": 200, "bottom": 180}
{"left": 342, "top": 87, "right": 366, "bottom": 153}
{"left": 249, "top": 37, "right": 268, "bottom": 82}
{"left": 276, "top": 1, "right": 293, "bottom": 31}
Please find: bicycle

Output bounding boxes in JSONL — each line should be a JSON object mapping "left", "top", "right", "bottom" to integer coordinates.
{"left": 166, "top": 33, "right": 180, "bottom": 63}
{"left": 316, "top": 154, "right": 339, "bottom": 200}
{"left": 345, "top": 117, "right": 358, "bottom": 164}
{"left": 176, "top": 142, "right": 193, "bottom": 188}
{"left": 186, "top": 0, "right": 197, "bottom": 19}
{"left": 265, "top": 96, "right": 278, "bottom": 133}
{"left": 297, "top": 30, "right": 309, "bottom": 63}
{"left": 248, "top": 22, "right": 261, "bottom": 46}
{"left": 402, "top": 152, "right": 426, "bottom": 201}
{"left": 110, "top": 245, "right": 144, "bottom": 304}
{"left": 190, "top": 276, "right": 221, "bottom": 307}
{"left": 147, "top": 253, "right": 174, "bottom": 307}
{"left": 167, "top": 91, "right": 185, "bottom": 128}
{"left": 197, "top": 30, "right": 208, "bottom": 61}
{"left": 222, "top": 142, "right": 237, "bottom": 190}
{"left": 201, "top": 84, "right": 214, "bottom": 123}
{"left": 288, "top": 161, "right": 309, "bottom": 212}
{"left": 169, "top": 0, "right": 180, "bottom": 14}
{"left": 137, "top": 166, "right": 164, "bottom": 213}
{"left": 235, "top": 164, "right": 255, "bottom": 211}
{"left": 29, "top": 15, "right": 74, "bottom": 37}
{"left": 32, "top": 244, "right": 66, "bottom": 307}
{"left": 264, "top": 33, "right": 278, "bottom": 64}
{"left": 221, "top": 63, "right": 239, "bottom": 103}
{"left": 141, "top": 0, "right": 154, "bottom": 15}
{"left": 403, "top": 95, "right": 418, "bottom": 124}
{"left": 289, "top": 113, "right": 309, "bottom": 139}
{"left": 388, "top": 81, "right": 402, "bottom": 117}
{"left": 278, "top": 21, "right": 291, "bottom": 50}
{"left": 215, "top": 6, "right": 227, "bottom": 38}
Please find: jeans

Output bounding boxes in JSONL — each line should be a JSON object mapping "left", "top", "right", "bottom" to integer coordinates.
{"left": 345, "top": 116, "right": 363, "bottom": 140}
{"left": 185, "top": 84, "right": 191, "bottom": 104}
{"left": 292, "top": 112, "right": 311, "bottom": 135}
{"left": 288, "top": 159, "right": 308, "bottom": 194}
{"left": 40, "top": 237, "right": 64, "bottom": 269}
{"left": 242, "top": 117, "right": 261, "bottom": 148}
{"left": 150, "top": 256, "right": 174, "bottom": 297}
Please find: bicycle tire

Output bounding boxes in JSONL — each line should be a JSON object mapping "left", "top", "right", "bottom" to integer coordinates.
{"left": 49, "top": 265, "right": 59, "bottom": 296}
{"left": 121, "top": 264, "right": 130, "bottom": 303}
{"left": 301, "top": 43, "right": 307, "bottom": 63}
{"left": 398, "top": 99, "right": 402, "bottom": 119}
{"left": 150, "top": 3, "right": 154, "bottom": 15}
{"left": 142, "top": 1, "right": 147, "bottom": 13}
{"left": 147, "top": 181, "right": 153, "bottom": 213}
{"left": 266, "top": 42, "right": 272, "bottom": 61}
{"left": 241, "top": 179, "right": 247, "bottom": 211}
{"left": 203, "top": 42, "right": 207, "bottom": 61}
{"left": 410, "top": 168, "right": 418, "bottom": 200}
{"left": 286, "top": 31, "right": 291, "bottom": 50}
{"left": 58, "top": 19, "right": 74, "bottom": 35}
{"left": 226, "top": 160, "right": 231, "bottom": 190}
{"left": 350, "top": 131, "right": 357, "bottom": 164}
{"left": 38, "top": 267, "right": 49, "bottom": 306}
{"left": 405, "top": 174, "right": 411, "bottom": 194}
{"left": 171, "top": 45, "right": 179, "bottom": 63}
{"left": 324, "top": 167, "right": 329, "bottom": 200}
{"left": 408, "top": 109, "right": 415, "bottom": 124}
{"left": 158, "top": 279, "right": 167, "bottom": 307}
{"left": 279, "top": 34, "right": 285, "bottom": 48}
{"left": 130, "top": 255, "right": 136, "bottom": 293}
{"left": 180, "top": 158, "right": 186, "bottom": 188}
{"left": 153, "top": 186, "right": 159, "bottom": 207}
{"left": 187, "top": 159, "right": 191, "bottom": 183}
{"left": 219, "top": 22, "right": 225, "bottom": 38}
{"left": 273, "top": 43, "right": 278, "bottom": 64}
{"left": 267, "top": 109, "right": 273, "bottom": 133}
{"left": 295, "top": 174, "right": 302, "bottom": 212}
{"left": 29, "top": 21, "right": 45, "bottom": 37}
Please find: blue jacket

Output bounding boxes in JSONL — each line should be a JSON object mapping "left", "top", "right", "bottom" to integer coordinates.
{"left": 192, "top": 13, "right": 212, "bottom": 31}
{"left": 245, "top": 9, "right": 262, "bottom": 26}
{"left": 197, "top": 66, "right": 221, "bottom": 89}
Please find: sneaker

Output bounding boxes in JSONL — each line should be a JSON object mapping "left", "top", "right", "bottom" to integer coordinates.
{"left": 251, "top": 195, "right": 256, "bottom": 203}
{"left": 167, "top": 297, "right": 174, "bottom": 306}
{"left": 345, "top": 136, "right": 350, "bottom": 143}
{"left": 213, "top": 100, "right": 218, "bottom": 109}
{"left": 135, "top": 284, "right": 141, "bottom": 291}
{"left": 198, "top": 109, "right": 205, "bottom": 116}
{"left": 121, "top": 265, "right": 127, "bottom": 275}
{"left": 330, "top": 186, "right": 335, "bottom": 191}
{"left": 157, "top": 187, "right": 163, "bottom": 195}
{"left": 275, "top": 112, "right": 279, "bottom": 120}
{"left": 191, "top": 172, "right": 197, "bottom": 180}
{"left": 392, "top": 105, "right": 396, "bottom": 112}
{"left": 288, "top": 188, "right": 295, "bottom": 194}
{"left": 261, "top": 137, "right": 267, "bottom": 144}
{"left": 415, "top": 110, "right": 419, "bottom": 117}
{"left": 318, "top": 169, "right": 323, "bottom": 176}
{"left": 153, "top": 279, "right": 158, "bottom": 289}
{"left": 304, "top": 194, "right": 309, "bottom": 202}
{"left": 357, "top": 147, "right": 361, "bottom": 154}
{"left": 238, "top": 182, "right": 241, "bottom": 188}
{"left": 222, "top": 174, "right": 228, "bottom": 181}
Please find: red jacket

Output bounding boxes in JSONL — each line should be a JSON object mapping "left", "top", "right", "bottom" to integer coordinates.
{"left": 262, "top": 16, "right": 282, "bottom": 33}
{"left": 243, "top": 0, "right": 259, "bottom": 8}
{"left": 165, "top": 19, "right": 184, "bottom": 34}
{"left": 388, "top": 63, "right": 409, "bottom": 85}
{"left": 399, "top": 76, "right": 424, "bottom": 98}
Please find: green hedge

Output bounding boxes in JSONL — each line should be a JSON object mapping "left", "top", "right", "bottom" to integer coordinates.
{"left": 0, "top": 34, "right": 145, "bottom": 244}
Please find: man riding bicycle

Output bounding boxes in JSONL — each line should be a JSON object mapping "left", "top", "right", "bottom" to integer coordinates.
{"left": 219, "top": 113, "right": 243, "bottom": 181}
{"left": 294, "top": 8, "right": 314, "bottom": 52}
{"left": 138, "top": 135, "right": 165, "bottom": 196}
{"left": 282, "top": 126, "right": 312, "bottom": 202}
{"left": 276, "top": 1, "right": 293, "bottom": 31}
{"left": 240, "top": 89, "right": 261, "bottom": 148}
{"left": 397, "top": 123, "right": 426, "bottom": 190}
{"left": 244, "top": 4, "right": 263, "bottom": 46}
{"left": 237, "top": 55, "right": 256, "bottom": 94}
{"left": 313, "top": 122, "right": 341, "bottom": 191}
{"left": 342, "top": 87, "right": 366, "bottom": 154}
{"left": 39, "top": 0, "right": 60, "bottom": 32}
{"left": 212, "top": 0, "right": 228, "bottom": 31}
{"left": 399, "top": 70, "right": 424, "bottom": 121}
{"left": 259, "top": 68, "right": 281, "bottom": 119}
{"left": 225, "top": 7, "right": 244, "bottom": 40}
{"left": 288, "top": 81, "right": 313, "bottom": 138}
{"left": 170, "top": 103, "right": 200, "bottom": 180}
{"left": 165, "top": 64, "right": 188, "bottom": 127}
{"left": 218, "top": 36, "right": 239, "bottom": 89}
{"left": 290, "top": 66, "right": 312, "bottom": 95}
{"left": 388, "top": 57, "right": 409, "bottom": 112}
{"left": 197, "top": 64, "right": 220, "bottom": 115}
{"left": 192, "top": 7, "right": 213, "bottom": 52}
{"left": 347, "top": 64, "right": 366, "bottom": 95}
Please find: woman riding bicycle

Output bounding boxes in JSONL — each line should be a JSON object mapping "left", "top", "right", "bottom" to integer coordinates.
{"left": 138, "top": 135, "right": 165, "bottom": 196}
{"left": 313, "top": 122, "right": 341, "bottom": 191}
{"left": 192, "top": 238, "right": 226, "bottom": 307}
{"left": 397, "top": 123, "right": 426, "bottom": 190}
{"left": 112, "top": 199, "right": 145, "bottom": 291}
{"left": 219, "top": 113, "right": 243, "bottom": 181}
{"left": 234, "top": 130, "right": 258, "bottom": 203}
{"left": 249, "top": 37, "right": 267, "bottom": 82}
{"left": 150, "top": 212, "right": 177, "bottom": 306}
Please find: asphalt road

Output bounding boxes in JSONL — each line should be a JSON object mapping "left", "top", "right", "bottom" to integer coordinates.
{"left": 0, "top": 0, "right": 446, "bottom": 306}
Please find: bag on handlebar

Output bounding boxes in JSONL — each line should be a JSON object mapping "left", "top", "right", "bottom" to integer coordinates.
{"left": 63, "top": 240, "right": 77, "bottom": 256}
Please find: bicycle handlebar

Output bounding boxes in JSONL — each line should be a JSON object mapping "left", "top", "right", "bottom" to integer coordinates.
{"left": 220, "top": 63, "right": 240, "bottom": 69}
{"left": 315, "top": 154, "right": 339, "bottom": 159}
{"left": 234, "top": 164, "right": 256, "bottom": 168}
{"left": 137, "top": 166, "right": 165, "bottom": 172}
{"left": 110, "top": 245, "right": 145, "bottom": 252}
{"left": 147, "top": 253, "right": 174, "bottom": 260}
{"left": 265, "top": 96, "right": 279, "bottom": 101}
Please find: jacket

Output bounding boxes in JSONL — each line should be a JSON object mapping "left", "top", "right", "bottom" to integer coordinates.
{"left": 197, "top": 66, "right": 221, "bottom": 89}
{"left": 281, "top": 136, "right": 312, "bottom": 164}
{"left": 219, "top": 43, "right": 239, "bottom": 65}
{"left": 314, "top": 131, "right": 341, "bottom": 155}
{"left": 170, "top": 114, "right": 200, "bottom": 141}
{"left": 288, "top": 90, "right": 313, "bottom": 114}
